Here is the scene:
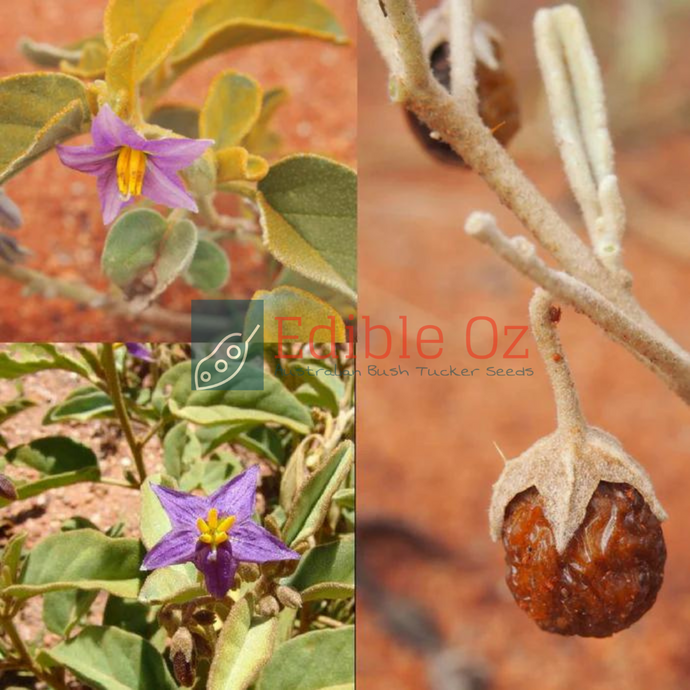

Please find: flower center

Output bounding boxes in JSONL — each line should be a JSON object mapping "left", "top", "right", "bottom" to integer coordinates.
{"left": 116, "top": 147, "right": 147, "bottom": 200}
{"left": 196, "top": 508, "right": 236, "bottom": 550}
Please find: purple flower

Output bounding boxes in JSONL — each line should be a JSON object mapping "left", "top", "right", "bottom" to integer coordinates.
{"left": 57, "top": 105, "right": 213, "bottom": 224}
{"left": 141, "top": 466, "right": 299, "bottom": 598}
{"left": 125, "top": 343, "right": 154, "bottom": 362}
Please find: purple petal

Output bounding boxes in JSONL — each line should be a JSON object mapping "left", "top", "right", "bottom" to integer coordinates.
{"left": 141, "top": 528, "right": 197, "bottom": 570}
{"left": 126, "top": 343, "right": 154, "bottom": 361}
{"left": 142, "top": 138, "right": 214, "bottom": 169}
{"left": 97, "top": 164, "right": 131, "bottom": 225}
{"left": 150, "top": 484, "right": 208, "bottom": 529}
{"left": 91, "top": 104, "right": 146, "bottom": 150}
{"left": 230, "top": 520, "right": 300, "bottom": 564}
{"left": 142, "top": 160, "right": 198, "bottom": 212}
{"left": 210, "top": 465, "right": 260, "bottom": 522}
{"left": 194, "top": 542, "right": 238, "bottom": 599}
{"left": 57, "top": 144, "right": 118, "bottom": 174}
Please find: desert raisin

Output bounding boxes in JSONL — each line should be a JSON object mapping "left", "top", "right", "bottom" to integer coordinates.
{"left": 405, "top": 41, "right": 520, "bottom": 166}
{"left": 502, "top": 481, "right": 665, "bottom": 637}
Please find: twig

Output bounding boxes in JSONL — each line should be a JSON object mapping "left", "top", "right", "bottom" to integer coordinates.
{"left": 465, "top": 213, "right": 690, "bottom": 402}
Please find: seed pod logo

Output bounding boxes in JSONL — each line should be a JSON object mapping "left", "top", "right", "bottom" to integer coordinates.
{"left": 193, "top": 323, "right": 261, "bottom": 390}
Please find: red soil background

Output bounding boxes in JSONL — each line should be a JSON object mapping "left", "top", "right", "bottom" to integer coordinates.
{"left": 358, "top": 1, "right": 690, "bottom": 689}
{"left": 0, "top": 0, "right": 356, "bottom": 342}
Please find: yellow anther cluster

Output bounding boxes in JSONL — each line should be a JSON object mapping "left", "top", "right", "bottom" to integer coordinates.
{"left": 196, "top": 508, "right": 236, "bottom": 549}
{"left": 116, "top": 147, "right": 147, "bottom": 200}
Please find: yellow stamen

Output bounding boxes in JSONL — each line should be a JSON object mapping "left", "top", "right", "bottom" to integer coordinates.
{"left": 207, "top": 508, "right": 218, "bottom": 530}
{"left": 196, "top": 508, "right": 236, "bottom": 550}
{"left": 116, "top": 146, "right": 147, "bottom": 200}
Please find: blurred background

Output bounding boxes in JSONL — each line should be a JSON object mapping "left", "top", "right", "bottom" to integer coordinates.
{"left": 0, "top": 0, "right": 355, "bottom": 342}
{"left": 358, "top": 0, "right": 690, "bottom": 688}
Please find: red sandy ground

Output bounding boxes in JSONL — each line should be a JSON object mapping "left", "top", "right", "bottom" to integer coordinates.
{"left": 358, "top": 1, "right": 690, "bottom": 689}
{"left": 0, "top": 0, "right": 356, "bottom": 342}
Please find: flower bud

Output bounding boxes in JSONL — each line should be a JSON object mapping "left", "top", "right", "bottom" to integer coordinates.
{"left": 275, "top": 585, "right": 302, "bottom": 610}
{"left": 237, "top": 562, "right": 260, "bottom": 582}
{"left": 171, "top": 627, "right": 195, "bottom": 687}
{"left": 0, "top": 473, "right": 18, "bottom": 501}
{"left": 256, "top": 594, "right": 280, "bottom": 618}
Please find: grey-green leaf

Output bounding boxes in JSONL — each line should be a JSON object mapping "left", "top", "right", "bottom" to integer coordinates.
{"left": 283, "top": 536, "right": 354, "bottom": 601}
{"left": 208, "top": 594, "right": 278, "bottom": 690}
{"left": 256, "top": 626, "right": 354, "bottom": 690}
{"left": 44, "top": 625, "right": 178, "bottom": 690}
{"left": 184, "top": 238, "right": 231, "bottom": 292}
{"left": 282, "top": 441, "right": 354, "bottom": 546}
{"left": 5, "top": 530, "right": 143, "bottom": 600}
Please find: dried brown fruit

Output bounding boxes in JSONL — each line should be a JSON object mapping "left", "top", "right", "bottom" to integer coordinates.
{"left": 502, "top": 481, "right": 666, "bottom": 637}
{"left": 405, "top": 35, "right": 520, "bottom": 166}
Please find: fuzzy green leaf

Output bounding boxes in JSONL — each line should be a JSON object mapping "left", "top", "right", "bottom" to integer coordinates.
{"left": 200, "top": 70, "right": 263, "bottom": 150}
{"left": 208, "top": 594, "right": 278, "bottom": 690}
{"left": 104, "top": 0, "right": 203, "bottom": 83}
{"left": 247, "top": 286, "right": 346, "bottom": 343}
{"left": 171, "top": 0, "right": 347, "bottom": 77}
{"left": 0, "top": 73, "right": 91, "bottom": 184}
{"left": 184, "top": 238, "right": 231, "bottom": 292}
{"left": 5, "top": 531, "right": 143, "bottom": 600}
{"left": 102, "top": 210, "right": 198, "bottom": 301}
{"left": 283, "top": 536, "right": 354, "bottom": 601}
{"left": 282, "top": 441, "right": 353, "bottom": 546}
{"left": 258, "top": 155, "right": 356, "bottom": 301}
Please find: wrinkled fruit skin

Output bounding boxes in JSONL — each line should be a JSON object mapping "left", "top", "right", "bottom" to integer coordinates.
{"left": 405, "top": 41, "right": 520, "bottom": 166}
{"left": 502, "top": 482, "right": 666, "bottom": 637}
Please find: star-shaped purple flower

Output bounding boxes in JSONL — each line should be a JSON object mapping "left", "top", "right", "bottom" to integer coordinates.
{"left": 57, "top": 105, "right": 213, "bottom": 225}
{"left": 141, "top": 466, "right": 299, "bottom": 599}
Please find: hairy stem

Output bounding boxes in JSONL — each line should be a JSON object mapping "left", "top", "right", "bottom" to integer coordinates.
{"left": 529, "top": 289, "right": 586, "bottom": 438}
{"left": 101, "top": 345, "right": 147, "bottom": 485}
{"left": 0, "top": 262, "right": 189, "bottom": 335}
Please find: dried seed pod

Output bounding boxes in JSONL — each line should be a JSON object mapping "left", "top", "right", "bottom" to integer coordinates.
{"left": 490, "top": 425, "right": 667, "bottom": 637}
{"left": 503, "top": 482, "right": 665, "bottom": 637}
{"left": 405, "top": 15, "right": 520, "bottom": 166}
{"left": 490, "top": 290, "right": 667, "bottom": 637}
{"left": 171, "top": 627, "right": 195, "bottom": 687}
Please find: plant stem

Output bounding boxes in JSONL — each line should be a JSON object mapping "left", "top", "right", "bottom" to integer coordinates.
{"left": 0, "top": 262, "right": 189, "bottom": 336}
{"left": 529, "top": 289, "right": 586, "bottom": 440}
{"left": 0, "top": 616, "right": 47, "bottom": 686}
{"left": 138, "top": 419, "right": 164, "bottom": 449}
{"left": 99, "top": 476, "right": 137, "bottom": 489}
{"left": 101, "top": 345, "right": 147, "bottom": 485}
